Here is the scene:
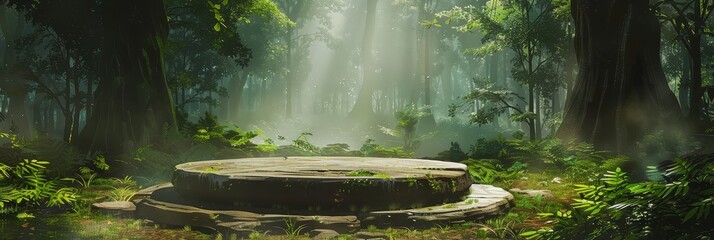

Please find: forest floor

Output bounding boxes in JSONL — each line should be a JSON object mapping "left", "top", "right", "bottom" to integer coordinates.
{"left": 0, "top": 170, "right": 579, "bottom": 240}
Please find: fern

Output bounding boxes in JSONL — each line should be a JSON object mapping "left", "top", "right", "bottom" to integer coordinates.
{"left": 461, "top": 159, "right": 520, "bottom": 184}
{"left": 526, "top": 154, "right": 714, "bottom": 239}
{"left": 23, "top": 137, "right": 83, "bottom": 177}
{"left": 0, "top": 158, "right": 78, "bottom": 214}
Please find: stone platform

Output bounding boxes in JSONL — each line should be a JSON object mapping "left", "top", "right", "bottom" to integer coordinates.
{"left": 129, "top": 157, "right": 514, "bottom": 236}
{"left": 172, "top": 157, "right": 473, "bottom": 211}
{"left": 133, "top": 183, "right": 513, "bottom": 236}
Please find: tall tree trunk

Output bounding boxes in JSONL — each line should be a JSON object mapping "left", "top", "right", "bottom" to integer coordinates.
{"left": 71, "top": 76, "right": 82, "bottom": 143}
{"left": 86, "top": 78, "right": 93, "bottom": 121}
{"left": 79, "top": 0, "right": 176, "bottom": 156}
{"left": 680, "top": 47, "right": 690, "bottom": 115}
{"left": 420, "top": 0, "right": 436, "bottom": 129}
{"left": 535, "top": 91, "right": 542, "bottom": 139}
{"left": 285, "top": 26, "right": 293, "bottom": 119}
{"left": 557, "top": 0, "right": 681, "bottom": 153}
{"left": 228, "top": 71, "right": 249, "bottom": 122}
{"left": 527, "top": 81, "right": 536, "bottom": 140}
{"left": 350, "top": 0, "right": 378, "bottom": 117}
{"left": 685, "top": 0, "right": 704, "bottom": 125}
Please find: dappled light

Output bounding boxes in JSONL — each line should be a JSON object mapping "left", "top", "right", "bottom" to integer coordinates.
{"left": 0, "top": 0, "right": 713, "bottom": 239}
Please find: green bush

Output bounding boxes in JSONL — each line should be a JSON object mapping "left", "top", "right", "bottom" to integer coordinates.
{"left": 524, "top": 154, "right": 714, "bottom": 240}
{"left": 0, "top": 132, "right": 79, "bottom": 214}
{"left": 359, "top": 138, "right": 411, "bottom": 158}
{"left": 460, "top": 159, "right": 522, "bottom": 184}
{"left": 0, "top": 159, "right": 78, "bottom": 213}
{"left": 379, "top": 104, "right": 435, "bottom": 152}
{"left": 465, "top": 136, "right": 625, "bottom": 181}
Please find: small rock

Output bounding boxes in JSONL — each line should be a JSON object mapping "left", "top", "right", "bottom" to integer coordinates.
{"left": 509, "top": 188, "right": 553, "bottom": 198}
{"left": 354, "top": 231, "right": 388, "bottom": 240}
{"left": 91, "top": 201, "right": 136, "bottom": 218}
{"left": 310, "top": 229, "right": 340, "bottom": 240}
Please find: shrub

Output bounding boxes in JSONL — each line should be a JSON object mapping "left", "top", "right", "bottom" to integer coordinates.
{"left": 461, "top": 159, "right": 522, "bottom": 184}
{"left": 524, "top": 154, "right": 714, "bottom": 239}
{"left": 359, "top": 139, "right": 411, "bottom": 158}
{"left": 0, "top": 132, "right": 79, "bottom": 214}
{"left": 380, "top": 104, "right": 435, "bottom": 152}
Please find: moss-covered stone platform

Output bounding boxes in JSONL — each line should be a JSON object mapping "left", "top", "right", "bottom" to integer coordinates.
{"left": 172, "top": 157, "right": 473, "bottom": 211}
{"left": 131, "top": 157, "right": 514, "bottom": 236}
{"left": 134, "top": 183, "right": 513, "bottom": 236}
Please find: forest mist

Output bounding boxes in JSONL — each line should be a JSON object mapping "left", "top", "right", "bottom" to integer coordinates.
{"left": 0, "top": 0, "right": 711, "bottom": 157}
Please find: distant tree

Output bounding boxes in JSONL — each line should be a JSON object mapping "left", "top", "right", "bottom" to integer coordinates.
{"left": 350, "top": 0, "right": 379, "bottom": 118}
{"left": 655, "top": 0, "right": 714, "bottom": 125}
{"left": 1, "top": 1, "right": 101, "bottom": 141}
{"left": 448, "top": 83, "right": 536, "bottom": 132}
{"left": 3, "top": 0, "right": 288, "bottom": 157}
{"left": 438, "top": 0, "right": 567, "bottom": 140}
{"left": 0, "top": 6, "right": 31, "bottom": 138}
{"left": 16, "top": 26, "right": 101, "bottom": 142}
{"left": 164, "top": 0, "right": 290, "bottom": 122}
{"left": 274, "top": 0, "right": 343, "bottom": 118}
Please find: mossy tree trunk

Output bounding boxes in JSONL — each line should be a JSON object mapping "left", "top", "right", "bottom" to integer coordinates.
{"left": 79, "top": 0, "right": 176, "bottom": 156}
{"left": 557, "top": 0, "right": 681, "bottom": 153}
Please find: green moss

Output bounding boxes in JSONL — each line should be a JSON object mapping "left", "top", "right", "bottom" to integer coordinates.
{"left": 373, "top": 173, "right": 392, "bottom": 179}
{"left": 200, "top": 166, "right": 222, "bottom": 172}
{"left": 442, "top": 203, "right": 457, "bottom": 209}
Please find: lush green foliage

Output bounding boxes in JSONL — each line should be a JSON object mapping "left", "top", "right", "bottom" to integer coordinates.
{"left": 0, "top": 132, "right": 79, "bottom": 214}
{"left": 462, "top": 136, "right": 626, "bottom": 181}
{"left": 461, "top": 159, "right": 522, "bottom": 184}
{"left": 380, "top": 104, "right": 435, "bottom": 152}
{"left": 525, "top": 154, "right": 714, "bottom": 240}
{"left": 448, "top": 84, "right": 535, "bottom": 128}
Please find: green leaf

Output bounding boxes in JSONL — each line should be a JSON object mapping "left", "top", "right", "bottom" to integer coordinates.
{"left": 213, "top": 23, "right": 221, "bottom": 32}
{"left": 520, "top": 231, "right": 538, "bottom": 236}
{"left": 683, "top": 207, "right": 698, "bottom": 222}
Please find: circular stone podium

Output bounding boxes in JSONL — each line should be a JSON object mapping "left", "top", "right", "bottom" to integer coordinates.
{"left": 134, "top": 157, "right": 514, "bottom": 236}
{"left": 172, "top": 157, "right": 472, "bottom": 211}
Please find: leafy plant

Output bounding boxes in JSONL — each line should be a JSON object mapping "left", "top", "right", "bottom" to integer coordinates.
{"left": 69, "top": 167, "right": 97, "bottom": 189}
{"left": 448, "top": 86, "right": 535, "bottom": 130}
{"left": 23, "top": 136, "right": 84, "bottom": 177}
{"left": 461, "top": 159, "right": 520, "bottom": 184}
{"left": 187, "top": 112, "right": 267, "bottom": 155}
{"left": 106, "top": 186, "right": 137, "bottom": 202}
{"left": 112, "top": 176, "right": 137, "bottom": 188}
{"left": 359, "top": 139, "right": 411, "bottom": 158}
{"left": 525, "top": 154, "right": 714, "bottom": 239}
{"left": 278, "top": 217, "right": 307, "bottom": 238}
{"left": 380, "top": 104, "right": 435, "bottom": 152}
{"left": 291, "top": 132, "right": 321, "bottom": 154}
{"left": 0, "top": 158, "right": 78, "bottom": 213}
